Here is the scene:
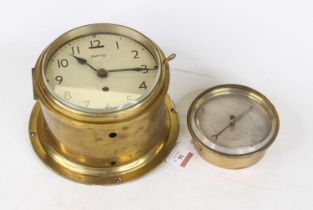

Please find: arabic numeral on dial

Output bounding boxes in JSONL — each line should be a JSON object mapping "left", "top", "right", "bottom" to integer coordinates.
{"left": 141, "top": 65, "right": 148, "bottom": 73}
{"left": 89, "top": 40, "right": 104, "bottom": 49}
{"left": 131, "top": 50, "right": 139, "bottom": 59}
{"left": 139, "top": 81, "right": 147, "bottom": 90}
{"left": 116, "top": 41, "right": 119, "bottom": 49}
{"left": 57, "top": 59, "right": 68, "bottom": 68}
{"left": 55, "top": 76, "right": 63, "bottom": 84}
{"left": 71, "top": 46, "right": 80, "bottom": 55}
{"left": 64, "top": 91, "right": 72, "bottom": 100}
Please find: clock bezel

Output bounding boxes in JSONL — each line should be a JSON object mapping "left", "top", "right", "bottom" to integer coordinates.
{"left": 43, "top": 28, "right": 161, "bottom": 113}
{"left": 33, "top": 23, "right": 169, "bottom": 122}
{"left": 41, "top": 24, "right": 162, "bottom": 113}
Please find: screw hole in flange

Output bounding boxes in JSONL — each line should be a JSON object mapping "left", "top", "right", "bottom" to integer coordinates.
{"left": 109, "top": 132, "right": 117, "bottom": 138}
{"left": 110, "top": 161, "right": 117, "bottom": 166}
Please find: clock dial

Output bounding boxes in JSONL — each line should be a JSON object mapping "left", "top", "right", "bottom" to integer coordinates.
{"left": 44, "top": 34, "right": 159, "bottom": 112}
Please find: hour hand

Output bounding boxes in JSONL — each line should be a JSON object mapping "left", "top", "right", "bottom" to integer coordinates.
{"left": 69, "top": 54, "right": 87, "bottom": 65}
{"left": 69, "top": 54, "right": 99, "bottom": 73}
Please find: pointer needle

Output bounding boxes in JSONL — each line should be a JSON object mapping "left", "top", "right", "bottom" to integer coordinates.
{"left": 212, "top": 105, "right": 254, "bottom": 141}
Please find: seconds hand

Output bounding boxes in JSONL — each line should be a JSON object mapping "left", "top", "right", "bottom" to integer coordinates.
{"left": 211, "top": 104, "right": 255, "bottom": 141}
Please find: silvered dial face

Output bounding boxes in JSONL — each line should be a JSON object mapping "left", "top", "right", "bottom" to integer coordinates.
{"left": 44, "top": 34, "right": 159, "bottom": 112}
{"left": 193, "top": 91, "right": 273, "bottom": 155}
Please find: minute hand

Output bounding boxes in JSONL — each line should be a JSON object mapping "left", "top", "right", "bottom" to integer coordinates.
{"left": 107, "top": 66, "right": 158, "bottom": 73}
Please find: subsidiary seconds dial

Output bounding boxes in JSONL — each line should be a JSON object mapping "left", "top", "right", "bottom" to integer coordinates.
{"left": 44, "top": 34, "right": 159, "bottom": 112}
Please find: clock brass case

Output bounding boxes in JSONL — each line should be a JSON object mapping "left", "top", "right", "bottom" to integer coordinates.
{"left": 29, "top": 24, "right": 179, "bottom": 184}
{"left": 187, "top": 84, "right": 279, "bottom": 169}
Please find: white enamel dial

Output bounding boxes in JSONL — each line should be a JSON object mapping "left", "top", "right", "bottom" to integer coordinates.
{"left": 44, "top": 34, "right": 159, "bottom": 112}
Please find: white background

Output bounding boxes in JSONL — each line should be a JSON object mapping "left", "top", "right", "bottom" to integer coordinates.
{"left": 1, "top": 0, "right": 313, "bottom": 209}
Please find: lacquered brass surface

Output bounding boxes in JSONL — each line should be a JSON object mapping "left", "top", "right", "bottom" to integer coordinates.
{"left": 29, "top": 23, "right": 179, "bottom": 184}
{"left": 29, "top": 96, "right": 178, "bottom": 184}
{"left": 187, "top": 84, "right": 279, "bottom": 169}
{"left": 193, "top": 139, "right": 265, "bottom": 169}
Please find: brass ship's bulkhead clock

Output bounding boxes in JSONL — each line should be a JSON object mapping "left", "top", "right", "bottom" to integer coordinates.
{"left": 29, "top": 23, "right": 179, "bottom": 184}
